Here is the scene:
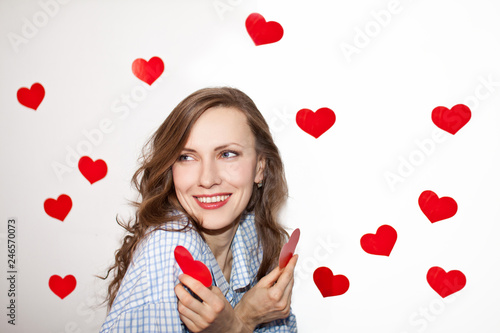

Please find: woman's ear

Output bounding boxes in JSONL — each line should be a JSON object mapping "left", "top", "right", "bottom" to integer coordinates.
{"left": 254, "top": 156, "right": 266, "bottom": 184}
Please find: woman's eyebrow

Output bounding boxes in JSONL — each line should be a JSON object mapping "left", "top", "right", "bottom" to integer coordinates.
{"left": 181, "top": 143, "right": 244, "bottom": 153}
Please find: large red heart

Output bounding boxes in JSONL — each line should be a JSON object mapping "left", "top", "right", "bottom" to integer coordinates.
{"left": 78, "top": 156, "right": 107, "bottom": 184}
{"left": 44, "top": 194, "right": 72, "bottom": 221}
{"left": 360, "top": 225, "right": 397, "bottom": 256}
{"left": 174, "top": 246, "right": 212, "bottom": 287}
{"left": 132, "top": 56, "right": 164, "bottom": 85}
{"left": 427, "top": 266, "right": 466, "bottom": 298}
{"left": 17, "top": 83, "right": 45, "bottom": 110}
{"left": 245, "top": 13, "right": 283, "bottom": 46}
{"left": 418, "top": 190, "right": 458, "bottom": 223}
{"left": 279, "top": 228, "right": 300, "bottom": 269}
{"left": 49, "top": 275, "right": 77, "bottom": 299}
{"left": 313, "top": 267, "right": 349, "bottom": 297}
{"left": 296, "top": 108, "right": 336, "bottom": 138}
{"left": 431, "top": 104, "right": 471, "bottom": 135}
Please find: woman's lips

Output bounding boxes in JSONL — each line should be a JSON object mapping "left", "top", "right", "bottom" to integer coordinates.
{"left": 194, "top": 194, "right": 231, "bottom": 210}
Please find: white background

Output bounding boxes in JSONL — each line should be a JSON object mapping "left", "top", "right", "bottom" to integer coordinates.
{"left": 1, "top": 0, "right": 500, "bottom": 332}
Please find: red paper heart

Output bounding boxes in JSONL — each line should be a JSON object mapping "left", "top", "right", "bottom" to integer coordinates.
{"left": 431, "top": 104, "right": 471, "bottom": 135}
{"left": 313, "top": 267, "right": 349, "bottom": 297}
{"left": 49, "top": 275, "right": 77, "bottom": 299}
{"left": 132, "top": 56, "right": 164, "bottom": 85}
{"left": 17, "top": 83, "right": 45, "bottom": 110}
{"left": 44, "top": 194, "right": 72, "bottom": 221}
{"left": 78, "top": 156, "right": 107, "bottom": 184}
{"left": 360, "top": 225, "right": 397, "bottom": 256}
{"left": 279, "top": 228, "right": 300, "bottom": 269}
{"left": 174, "top": 246, "right": 212, "bottom": 287}
{"left": 427, "top": 266, "right": 466, "bottom": 298}
{"left": 245, "top": 13, "right": 284, "bottom": 46}
{"left": 296, "top": 108, "right": 336, "bottom": 138}
{"left": 418, "top": 190, "right": 458, "bottom": 223}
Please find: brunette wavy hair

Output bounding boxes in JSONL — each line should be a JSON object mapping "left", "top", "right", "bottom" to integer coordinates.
{"left": 102, "top": 87, "right": 289, "bottom": 310}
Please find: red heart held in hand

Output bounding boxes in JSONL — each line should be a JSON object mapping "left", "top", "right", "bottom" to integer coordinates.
{"left": 279, "top": 228, "right": 300, "bottom": 269}
{"left": 49, "top": 275, "right": 77, "bottom": 299}
{"left": 418, "top": 190, "right": 458, "bottom": 223}
{"left": 17, "top": 83, "right": 45, "bottom": 110}
{"left": 296, "top": 108, "right": 336, "bottom": 138}
{"left": 44, "top": 194, "right": 72, "bottom": 221}
{"left": 431, "top": 104, "right": 471, "bottom": 135}
{"left": 313, "top": 267, "right": 349, "bottom": 297}
{"left": 360, "top": 225, "right": 397, "bottom": 256}
{"left": 245, "top": 13, "right": 284, "bottom": 46}
{"left": 427, "top": 266, "right": 466, "bottom": 298}
{"left": 174, "top": 246, "right": 212, "bottom": 287}
{"left": 78, "top": 156, "right": 108, "bottom": 184}
{"left": 132, "top": 56, "right": 164, "bottom": 85}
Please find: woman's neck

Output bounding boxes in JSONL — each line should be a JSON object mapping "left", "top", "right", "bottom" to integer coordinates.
{"left": 202, "top": 221, "right": 239, "bottom": 283}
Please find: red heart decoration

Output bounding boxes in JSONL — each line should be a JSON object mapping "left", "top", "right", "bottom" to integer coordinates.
{"left": 296, "top": 108, "right": 336, "bottom": 138}
{"left": 360, "top": 225, "right": 397, "bottom": 256}
{"left": 313, "top": 267, "right": 349, "bottom": 297}
{"left": 418, "top": 190, "right": 458, "bottom": 223}
{"left": 431, "top": 104, "right": 471, "bottom": 135}
{"left": 44, "top": 194, "right": 72, "bottom": 221}
{"left": 427, "top": 266, "right": 466, "bottom": 298}
{"left": 174, "top": 246, "right": 212, "bottom": 287}
{"left": 279, "top": 228, "right": 300, "bottom": 269}
{"left": 17, "top": 83, "right": 45, "bottom": 110}
{"left": 245, "top": 13, "right": 284, "bottom": 46}
{"left": 132, "top": 56, "right": 164, "bottom": 85}
{"left": 78, "top": 156, "right": 108, "bottom": 184}
{"left": 49, "top": 275, "right": 77, "bottom": 299}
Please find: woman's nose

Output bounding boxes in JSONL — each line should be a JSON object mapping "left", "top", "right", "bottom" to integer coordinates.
{"left": 198, "top": 159, "right": 222, "bottom": 188}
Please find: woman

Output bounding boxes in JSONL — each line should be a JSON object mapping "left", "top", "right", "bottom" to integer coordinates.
{"left": 100, "top": 87, "right": 298, "bottom": 332}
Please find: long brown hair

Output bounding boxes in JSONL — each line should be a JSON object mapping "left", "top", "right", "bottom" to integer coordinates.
{"left": 102, "top": 87, "right": 288, "bottom": 310}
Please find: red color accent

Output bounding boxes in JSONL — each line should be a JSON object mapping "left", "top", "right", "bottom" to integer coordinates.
{"left": 296, "top": 108, "right": 336, "bottom": 138}
{"left": 78, "top": 156, "right": 107, "bottom": 184}
{"left": 132, "top": 56, "right": 164, "bottom": 85}
{"left": 174, "top": 246, "right": 212, "bottom": 287}
{"left": 49, "top": 275, "right": 77, "bottom": 299}
{"left": 419, "top": 190, "right": 458, "bottom": 223}
{"left": 44, "top": 194, "right": 72, "bottom": 221}
{"left": 360, "top": 225, "right": 397, "bottom": 256}
{"left": 17, "top": 83, "right": 45, "bottom": 110}
{"left": 313, "top": 267, "right": 349, "bottom": 297}
{"left": 245, "top": 13, "right": 284, "bottom": 46}
{"left": 427, "top": 266, "right": 466, "bottom": 298}
{"left": 431, "top": 104, "right": 471, "bottom": 135}
{"left": 279, "top": 228, "right": 300, "bottom": 269}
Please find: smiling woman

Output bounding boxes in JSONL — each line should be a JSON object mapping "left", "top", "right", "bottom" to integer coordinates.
{"left": 99, "top": 87, "right": 298, "bottom": 332}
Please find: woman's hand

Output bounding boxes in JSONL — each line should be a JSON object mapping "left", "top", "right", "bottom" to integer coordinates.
{"left": 234, "top": 254, "right": 298, "bottom": 331}
{"left": 175, "top": 274, "right": 250, "bottom": 333}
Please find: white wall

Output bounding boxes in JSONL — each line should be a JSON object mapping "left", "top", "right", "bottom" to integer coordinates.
{"left": 1, "top": 0, "right": 500, "bottom": 332}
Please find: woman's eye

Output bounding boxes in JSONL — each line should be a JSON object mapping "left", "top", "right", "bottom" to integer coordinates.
{"left": 178, "top": 154, "right": 194, "bottom": 161}
{"left": 221, "top": 151, "right": 238, "bottom": 158}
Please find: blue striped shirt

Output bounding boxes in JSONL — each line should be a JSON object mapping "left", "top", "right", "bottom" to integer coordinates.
{"left": 100, "top": 212, "right": 297, "bottom": 332}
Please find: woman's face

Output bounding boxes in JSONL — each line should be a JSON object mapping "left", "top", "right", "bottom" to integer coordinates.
{"left": 172, "top": 106, "right": 264, "bottom": 231}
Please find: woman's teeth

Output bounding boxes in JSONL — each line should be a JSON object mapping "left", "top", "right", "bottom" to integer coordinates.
{"left": 196, "top": 195, "right": 230, "bottom": 203}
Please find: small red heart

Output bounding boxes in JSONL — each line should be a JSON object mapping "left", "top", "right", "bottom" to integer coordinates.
{"left": 17, "top": 83, "right": 45, "bottom": 110}
{"left": 49, "top": 275, "right": 77, "bottom": 299}
{"left": 245, "top": 13, "right": 284, "bottom": 46}
{"left": 427, "top": 266, "right": 466, "bottom": 298}
{"left": 279, "top": 228, "right": 300, "bottom": 269}
{"left": 174, "top": 246, "right": 212, "bottom": 287}
{"left": 132, "top": 56, "right": 164, "bottom": 85}
{"left": 418, "top": 190, "right": 458, "bottom": 223}
{"left": 360, "top": 225, "right": 397, "bottom": 256}
{"left": 431, "top": 104, "right": 471, "bottom": 135}
{"left": 313, "top": 267, "right": 349, "bottom": 297}
{"left": 78, "top": 156, "right": 107, "bottom": 184}
{"left": 296, "top": 108, "right": 336, "bottom": 138}
{"left": 44, "top": 194, "right": 72, "bottom": 221}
